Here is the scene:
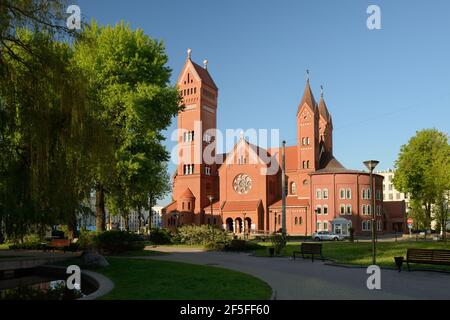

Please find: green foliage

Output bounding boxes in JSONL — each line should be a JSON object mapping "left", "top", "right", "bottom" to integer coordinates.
{"left": 270, "top": 233, "right": 286, "bottom": 255}
{"left": 223, "top": 239, "right": 263, "bottom": 252}
{"left": 394, "top": 129, "right": 450, "bottom": 228}
{"left": 0, "top": 281, "right": 83, "bottom": 300}
{"left": 173, "top": 225, "right": 230, "bottom": 250}
{"left": 78, "top": 229, "right": 96, "bottom": 250}
{"left": 94, "top": 230, "right": 145, "bottom": 254}
{"left": 148, "top": 228, "right": 172, "bottom": 245}
{"left": 72, "top": 21, "right": 180, "bottom": 231}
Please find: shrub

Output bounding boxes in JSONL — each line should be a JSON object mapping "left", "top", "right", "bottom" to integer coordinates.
{"left": 148, "top": 228, "right": 173, "bottom": 245}
{"left": 270, "top": 233, "right": 286, "bottom": 255}
{"left": 173, "top": 225, "right": 230, "bottom": 250}
{"left": 223, "top": 239, "right": 262, "bottom": 252}
{"left": 94, "top": 231, "right": 145, "bottom": 254}
{"left": 78, "top": 229, "right": 96, "bottom": 250}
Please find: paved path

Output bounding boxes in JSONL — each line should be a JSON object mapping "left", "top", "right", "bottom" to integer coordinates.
{"left": 145, "top": 251, "right": 450, "bottom": 300}
{"left": 144, "top": 245, "right": 205, "bottom": 253}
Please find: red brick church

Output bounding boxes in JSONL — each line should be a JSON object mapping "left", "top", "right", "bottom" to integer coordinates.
{"left": 162, "top": 50, "right": 402, "bottom": 236}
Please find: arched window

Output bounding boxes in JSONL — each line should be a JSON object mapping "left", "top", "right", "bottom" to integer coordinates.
{"left": 295, "top": 217, "right": 298, "bottom": 225}
{"left": 362, "top": 204, "right": 366, "bottom": 215}
{"left": 316, "top": 189, "right": 322, "bottom": 199}
{"left": 323, "top": 205, "right": 328, "bottom": 215}
{"left": 290, "top": 182, "right": 297, "bottom": 195}
{"left": 346, "top": 204, "right": 352, "bottom": 215}
{"left": 299, "top": 217, "right": 303, "bottom": 225}
{"left": 323, "top": 189, "right": 329, "bottom": 199}
{"left": 367, "top": 204, "right": 372, "bottom": 215}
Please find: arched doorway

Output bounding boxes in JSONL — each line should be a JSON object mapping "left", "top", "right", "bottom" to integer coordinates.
{"left": 235, "top": 218, "right": 243, "bottom": 234}
{"left": 226, "top": 218, "right": 234, "bottom": 232}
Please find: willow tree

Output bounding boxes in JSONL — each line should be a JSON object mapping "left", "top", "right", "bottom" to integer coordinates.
{"left": 0, "top": 29, "right": 102, "bottom": 240}
{"left": 72, "top": 21, "right": 180, "bottom": 232}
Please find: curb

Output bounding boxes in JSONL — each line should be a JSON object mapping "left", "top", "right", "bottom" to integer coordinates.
{"left": 45, "top": 265, "right": 115, "bottom": 300}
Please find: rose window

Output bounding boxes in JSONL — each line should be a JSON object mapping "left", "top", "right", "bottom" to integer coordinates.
{"left": 233, "top": 174, "right": 252, "bottom": 194}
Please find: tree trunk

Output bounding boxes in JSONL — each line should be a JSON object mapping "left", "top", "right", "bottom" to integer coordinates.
{"left": 137, "top": 206, "right": 142, "bottom": 234}
{"left": 67, "top": 211, "right": 77, "bottom": 241}
{"left": 95, "top": 182, "right": 106, "bottom": 232}
{"left": 124, "top": 214, "right": 129, "bottom": 232}
{"left": 148, "top": 193, "right": 153, "bottom": 232}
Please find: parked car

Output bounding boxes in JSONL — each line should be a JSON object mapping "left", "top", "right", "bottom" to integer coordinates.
{"left": 312, "top": 231, "right": 345, "bottom": 241}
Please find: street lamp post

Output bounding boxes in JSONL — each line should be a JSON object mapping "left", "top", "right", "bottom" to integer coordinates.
{"left": 208, "top": 195, "right": 215, "bottom": 242}
{"left": 363, "top": 160, "right": 379, "bottom": 265}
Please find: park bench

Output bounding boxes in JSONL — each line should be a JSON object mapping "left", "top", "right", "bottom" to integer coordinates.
{"left": 44, "top": 239, "right": 75, "bottom": 253}
{"left": 293, "top": 243, "right": 324, "bottom": 262}
{"left": 405, "top": 248, "right": 450, "bottom": 271}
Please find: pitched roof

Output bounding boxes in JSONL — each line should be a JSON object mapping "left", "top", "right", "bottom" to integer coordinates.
{"left": 180, "top": 188, "right": 195, "bottom": 199}
{"left": 297, "top": 80, "right": 317, "bottom": 115}
{"left": 163, "top": 201, "right": 177, "bottom": 213}
{"left": 270, "top": 197, "right": 309, "bottom": 208}
{"left": 191, "top": 61, "right": 218, "bottom": 90}
{"left": 222, "top": 200, "right": 262, "bottom": 212}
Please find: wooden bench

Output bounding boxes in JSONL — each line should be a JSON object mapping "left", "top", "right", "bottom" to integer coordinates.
{"left": 45, "top": 239, "right": 71, "bottom": 252}
{"left": 406, "top": 248, "right": 450, "bottom": 271}
{"left": 293, "top": 243, "right": 324, "bottom": 262}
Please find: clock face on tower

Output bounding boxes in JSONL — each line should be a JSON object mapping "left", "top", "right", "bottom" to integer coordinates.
{"left": 233, "top": 174, "right": 252, "bottom": 194}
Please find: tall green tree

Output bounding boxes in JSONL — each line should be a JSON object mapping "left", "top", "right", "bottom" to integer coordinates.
{"left": 394, "top": 129, "right": 450, "bottom": 229}
{"left": 72, "top": 21, "right": 180, "bottom": 231}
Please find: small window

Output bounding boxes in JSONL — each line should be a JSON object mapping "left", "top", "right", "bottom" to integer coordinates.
{"left": 340, "top": 204, "right": 345, "bottom": 215}
{"left": 362, "top": 204, "right": 366, "bottom": 215}
{"left": 367, "top": 204, "right": 371, "bottom": 215}
{"left": 299, "top": 217, "right": 303, "bottom": 225}
{"left": 346, "top": 188, "right": 352, "bottom": 199}
{"left": 323, "top": 221, "right": 328, "bottom": 231}
{"left": 295, "top": 217, "right": 298, "bottom": 225}
{"left": 362, "top": 189, "right": 367, "bottom": 199}
{"left": 291, "top": 182, "right": 297, "bottom": 195}
{"left": 317, "top": 222, "right": 321, "bottom": 231}
{"left": 323, "top": 189, "right": 329, "bottom": 199}
{"left": 188, "top": 202, "right": 191, "bottom": 210}
{"left": 323, "top": 205, "right": 328, "bottom": 215}
{"left": 316, "top": 189, "right": 322, "bottom": 199}
{"left": 340, "top": 189, "right": 345, "bottom": 199}
{"left": 316, "top": 205, "right": 322, "bottom": 215}
{"left": 346, "top": 204, "right": 352, "bottom": 215}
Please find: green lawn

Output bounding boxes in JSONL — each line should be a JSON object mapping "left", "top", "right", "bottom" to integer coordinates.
{"left": 0, "top": 243, "right": 10, "bottom": 250}
{"left": 106, "top": 249, "right": 167, "bottom": 257}
{"left": 255, "top": 240, "right": 450, "bottom": 270}
{"left": 58, "top": 257, "right": 272, "bottom": 300}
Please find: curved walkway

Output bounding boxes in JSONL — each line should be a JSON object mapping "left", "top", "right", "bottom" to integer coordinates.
{"left": 145, "top": 251, "right": 450, "bottom": 300}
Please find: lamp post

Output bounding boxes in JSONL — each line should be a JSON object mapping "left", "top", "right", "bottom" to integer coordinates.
{"left": 314, "top": 209, "right": 319, "bottom": 234}
{"left": 363, "top": 160, "right": 379, "bottom": 265}
{"left": 208, "top": 195, "right": 215, "bottom": 242}
{"left": 281, "top": 141, "right": 287, "bottom": 243}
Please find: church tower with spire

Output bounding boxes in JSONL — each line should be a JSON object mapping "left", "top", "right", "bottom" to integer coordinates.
{"left": 318, "top": 86, "right": 333, "bottom": 157}
{"left": 171, "top": 49, "right": 219, "bottom": 224}
{"left": 296, "top": 77, "right": 320, "bottom": 197}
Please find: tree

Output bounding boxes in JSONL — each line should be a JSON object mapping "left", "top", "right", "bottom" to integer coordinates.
{"left": 1, "top": 0, "right": 72, "bottom": 70}
{"left": 0, "top": 30, "right": 98, "bottom": 240}
{"left": 394, "top": 129, "right": 450, "bottom": 230}
{"left": 434, "top": 192, "right": 449, "bottom": 241}
{"left": 72, "top": 21, "right": 181, "bottom": 232}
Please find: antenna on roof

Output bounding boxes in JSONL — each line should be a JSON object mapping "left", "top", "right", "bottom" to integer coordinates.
{"left": 320, "top": 85, "right": 324, "bottom": 98}
{"left": 306, "top": 69, "right": 310, "bottom": 82}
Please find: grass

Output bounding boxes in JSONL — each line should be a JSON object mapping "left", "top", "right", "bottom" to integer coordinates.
{"left": 255, "top": 240, "right": 450, "bottom": 271}
{"left": 106, "top": 249, "right": 167, "bottom": 257}
{"left": 58, "top": 257, "right": 272, "bottom": 300}
{"left": 0, "top": 243, "right": 10, "bottom": 250}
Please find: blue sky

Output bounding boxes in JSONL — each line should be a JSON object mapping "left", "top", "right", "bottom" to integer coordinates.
{"left": 76, "top": 0, "right": 450, "bottom": 206}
